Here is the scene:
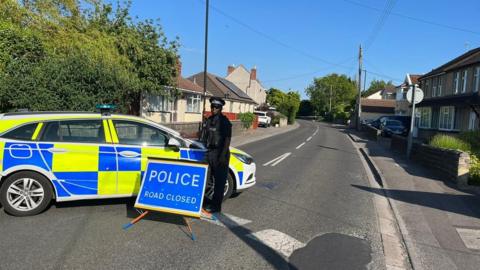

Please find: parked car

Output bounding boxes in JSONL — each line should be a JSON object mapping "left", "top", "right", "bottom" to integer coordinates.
{"left": 380, "top": 119, "right": 408, "bottom": 137}
{"left": 370, "top": 115, "right": 411, "bottom": 131}
{"left": 0, "top": 110, "right": 256, "bottom": 216}
{"left": 254, "top": 111, "right": 271, "bottom": 127}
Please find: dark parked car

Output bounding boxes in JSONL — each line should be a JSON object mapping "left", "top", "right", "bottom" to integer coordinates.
{"left": 370, "top": 115, "right": 411, "bottom": 131}
{"left": 380, "top": 120, "right": 408, "bottom": 137}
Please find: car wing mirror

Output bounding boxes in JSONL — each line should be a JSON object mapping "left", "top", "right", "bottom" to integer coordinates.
{"left": 167, "top": 137, "right": 181, "bottom": 152}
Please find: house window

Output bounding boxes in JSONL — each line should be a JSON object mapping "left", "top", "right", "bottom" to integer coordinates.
{"left": 437, "top": 76, "right": 443, "bottom": 96}
{"left": 425, "top": 80, "right": 430, "bottom": 97}
{"left": 418, "top": 107, "right": 431, "bottom": 128}
{"left": 474, "top": 66, "right": 480, "bottom": 93}
{"left": 146, "top": 94, "right": 174, "bottom": 112}
{"left": 186, "top": 94, "right": 201, "bottom": 113}
{"left": 469, "top": 111, "right": 477, "bottom": 130}
{"left": 462, "top": 70, "right": 468, "bottom": 93}
{"left": 454, "top": 72, "right": 460, "bottom": 94}
{"left": 439, "top": 106, "right": 455, "bottom": 130}
{"left": 229, "top": 101, "right": 233, "bottom": 113}
{"left": 432, "top": 77, "right": 437, "bottom": 97}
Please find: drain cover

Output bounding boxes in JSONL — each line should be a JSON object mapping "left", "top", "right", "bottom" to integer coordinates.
{"left": 289, "top": 233, "right": 372, "bottom": 270}
{"left": 258, "top": 182, "right": 278, "bottom": 190}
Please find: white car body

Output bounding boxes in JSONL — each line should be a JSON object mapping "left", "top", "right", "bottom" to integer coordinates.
{"left": 254, "top": 111, "right": 271, "bottom": 127}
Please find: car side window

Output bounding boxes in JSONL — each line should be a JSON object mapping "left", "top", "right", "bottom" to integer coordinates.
{"left": 40, "top": 120, "right": 106, "bottom": 143}
{"left": 113, "top": 120, "right": 169, "bottom": 147}
{"left": 1, "top": 123, "right": 38, "bottom": 141}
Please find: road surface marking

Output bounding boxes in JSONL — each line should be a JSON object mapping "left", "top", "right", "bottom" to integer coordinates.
{"left": 306, "top": 136, "right": 312, "bottom": 141}
{"left": 270, "top": 153, "right": 291, "bottom": 167}
{"left": 296, "top": 142, "right": 306, "bottom": 149}
{"left": 456, "top": 228, "right": 480, "bottom": 250}
{"left": 247, "top": 229, "right": 305, "bottom": 257}
{"left": 263, "top": 152, "right": 291, "bottom": 166}
{"left": 201, "top": 213, "right": 252, "bottom": 228}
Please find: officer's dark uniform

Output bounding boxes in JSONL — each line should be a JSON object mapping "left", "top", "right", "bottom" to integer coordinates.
{"left": 201, "top": 97, "right": 232, "bottom": 213}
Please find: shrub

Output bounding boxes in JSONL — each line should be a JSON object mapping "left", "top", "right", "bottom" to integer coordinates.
{"left": 469, "top": 155, "right": 480, "bottom": 186}
{"left": 459, "top": 130, "right": 480, "bottom": 155}
{"left": 238, "top": 112, "right": 255, "bottom": 129}
{"left": 429, "top": 134, "right": 471, "bottom": 152}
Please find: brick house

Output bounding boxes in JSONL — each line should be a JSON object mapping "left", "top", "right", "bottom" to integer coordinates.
{"left": 225, "top": 65, "right": 267, "bottom": 107}
{"left": 416, "top": 47, "right": 480, "bottom": 140}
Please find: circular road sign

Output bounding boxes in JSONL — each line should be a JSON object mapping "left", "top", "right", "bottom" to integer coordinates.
{"left": 406, "top": 87, "right": 424, "bottom": 104}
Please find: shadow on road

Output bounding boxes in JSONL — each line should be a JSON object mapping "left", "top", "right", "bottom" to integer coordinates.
{"left": 352, "top": 184, "right": 480, "bottom": 219}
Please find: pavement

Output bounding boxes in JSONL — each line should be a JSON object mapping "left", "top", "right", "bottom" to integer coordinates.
{"left": 231, "top": 122, "right": 300, "bottom": 147}
{"left": 0, "top": 120, "right": 386, "bottom": 269}
{"left": 348, "top": 130, "right": 480, "bottom": 270}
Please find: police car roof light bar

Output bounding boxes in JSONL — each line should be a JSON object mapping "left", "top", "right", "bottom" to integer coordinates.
{"left": 96, "top": 104, "right": 116, "bottom": 116}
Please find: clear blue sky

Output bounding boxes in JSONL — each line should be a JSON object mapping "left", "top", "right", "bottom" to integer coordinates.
{"left": 121, "top": 0, "right": 480, "bottom": 99}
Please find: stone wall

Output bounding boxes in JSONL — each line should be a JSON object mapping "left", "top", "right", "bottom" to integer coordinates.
{"left": 361, "top": 124, "right": 381, "bottom": 141}
{"left": 411, "top": 144, "right": 470, "bottom": 184}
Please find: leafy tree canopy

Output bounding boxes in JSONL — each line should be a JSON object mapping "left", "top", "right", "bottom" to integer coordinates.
{"left": 266, "top": 88, "right": 300, "bottom": 124}
{"left": 0, "top": 0, "right": 179, "bottom": 114}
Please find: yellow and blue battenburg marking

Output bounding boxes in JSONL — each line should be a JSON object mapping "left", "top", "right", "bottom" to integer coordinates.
{"left": 1, "top": 141, "right": 243, "bottom": 199}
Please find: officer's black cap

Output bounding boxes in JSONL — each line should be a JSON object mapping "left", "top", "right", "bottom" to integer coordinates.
{"left": 210, "top": 97, "right": 225, "bottom": 107}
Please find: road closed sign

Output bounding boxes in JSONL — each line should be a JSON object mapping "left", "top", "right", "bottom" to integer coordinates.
{"left": 135, "top": 159, "right": 209, "bottom": 218}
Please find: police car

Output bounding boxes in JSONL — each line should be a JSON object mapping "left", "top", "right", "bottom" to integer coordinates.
{"left": 0, "top": 110, "right": 256, "bottom": 216}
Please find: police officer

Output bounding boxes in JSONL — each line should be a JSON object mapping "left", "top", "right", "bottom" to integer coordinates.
{"left": 201, "top": 97, "right": 232, "bottom": 213}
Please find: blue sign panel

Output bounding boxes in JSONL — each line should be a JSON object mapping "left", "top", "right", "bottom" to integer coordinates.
{"left": 134, "top": 159, "right": 208, "bottom": 218}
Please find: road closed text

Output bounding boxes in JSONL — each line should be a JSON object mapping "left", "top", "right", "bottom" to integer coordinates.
{"left": 143, "top": 191, "right": 197, "bottom": 204}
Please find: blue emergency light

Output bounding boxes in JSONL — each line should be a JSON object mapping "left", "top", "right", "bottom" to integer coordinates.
{"left": 96, "top": 104, "right": 116, "bottom": 115}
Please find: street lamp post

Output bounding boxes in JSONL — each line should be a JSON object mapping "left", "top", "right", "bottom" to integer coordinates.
{"left": 201, "top": 0, "right": 209, "bottom": 122}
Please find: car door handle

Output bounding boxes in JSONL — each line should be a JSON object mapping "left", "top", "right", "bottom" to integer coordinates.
{"left": 118, "top": 150, "right": 141, "bottom": 158}
{"left": 47, "top": 148, "right": 67, "bottom": 154}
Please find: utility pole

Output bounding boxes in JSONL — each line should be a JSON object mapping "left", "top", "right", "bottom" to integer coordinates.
{"left": 407, "top": 83, "right": 417, "bottom": 159}
{"left": 200, "top": 0, "right": 209, "bottom": 136}
{"left": 356, "top": 45, "right": 363, "bottom": 130}
{"left": 363, "top": 69, "right": 367, "bottom": 92}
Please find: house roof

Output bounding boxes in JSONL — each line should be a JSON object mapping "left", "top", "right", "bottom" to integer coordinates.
{"left": 187, "top": 72, "right": 257, "bottom": 104}
{"left": 361, "top": 98, "right": 395, "bottom": 113}
{"left": 420, "top": 47, "right": 480, "bottom": 79}
{"left": 382, "top": 85, "right": 396, "bottom": 94}
{"left": 227, "top": 64, "right": 266, "bottom": 89}
{"left": 176, "top": 76, "right": 204, "bottom": 94}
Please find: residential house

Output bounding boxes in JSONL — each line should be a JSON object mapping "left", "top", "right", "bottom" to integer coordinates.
{"left": 225, "top": 65, "right": 267, "bottom": 107}
{"left": 395, "top": 74, "right": 421, "bottom": 116}
{"left": 361, "top": 98, "right": 396, "bottom": 122}
{"left": 141, "top": 61, "right": 207, "bottom": 123}
{"left": 188, "top": 72, "right": 257, "bottom": 114}
{"left": 416, "top": 47, "right": 480, "bottom": 140}
{"left": 364, "top": 85, "right": 396, "bottom": 100}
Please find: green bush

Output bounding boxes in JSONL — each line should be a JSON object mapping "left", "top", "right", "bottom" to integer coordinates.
{"left": 469, "top": 155, "right": 480, "bottom": 186}
{"left": 429, "top": 134, "right": 471, "bottom": 152}
{"left": 271, "top": 114, "right": 287, "bottom": 126}
{"left": 238, "top": 112, "right": 255, "bottom": 129}
{"left": 459, "top": 130, "right": 480, "bottom": 154}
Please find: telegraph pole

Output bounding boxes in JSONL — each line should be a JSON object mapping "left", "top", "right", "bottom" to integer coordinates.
{"left": 356, "top": 45, "right": 363, "bottom": 130}
{"left": 329, "top": 85, "right": 332, "bottom": 113}
{"left": 201, "top": 0, "right": 209, "bottom": 123}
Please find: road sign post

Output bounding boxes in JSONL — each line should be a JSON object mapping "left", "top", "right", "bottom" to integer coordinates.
{"left": 406, "top": 85, "right": 424, "bottom": 159}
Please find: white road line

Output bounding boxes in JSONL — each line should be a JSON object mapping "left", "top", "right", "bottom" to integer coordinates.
{"left": 270, "top": 152, "right": 291, "bottom": 167}
{"left": 263, "top": 152, "right": 289, "bottom": 166}
{"left": 295, "top": 142, "right": 306, "bottom": 149}
{"left": 247, "top": 229, "right": 305, "bottom": 257}
{"left": 306, "top": 136, "right": 312, "bottom": 141}
{"left": 201, "top": 213, "right": 252, "bottom": 228}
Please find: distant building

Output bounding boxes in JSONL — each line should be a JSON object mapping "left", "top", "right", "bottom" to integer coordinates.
{"left": 361, "top": 98, "right": 396, "bottom": 122}
{"left": 225, "top": 65, "right": 267, "bottom": 107}
{"left": 364, "top": 85, "right": 396, "bottom": 100}
{"left": 395, "top": 74, "right": 421, "bottom": 116}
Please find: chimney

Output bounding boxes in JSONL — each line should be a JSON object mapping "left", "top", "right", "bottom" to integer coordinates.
{"left": 176, "top": 59, "right": 182, "bottom": 77}
{"left": 250, "top": 66, "right": 257, "bottom": 81}
{"left": 227, "top": 64, "right": 235, "bottom": 75}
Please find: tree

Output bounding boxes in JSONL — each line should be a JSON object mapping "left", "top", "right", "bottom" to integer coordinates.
{"left": 305, "top": 73, "right": 356, "bottom": 121}
{"left": 266, "top": 88, "right": 301, "bottom": 124}
{"left": 362, "top": 79, "right": 395, "bottom": 98}
{"left": 0, "top": 0, "right": 178, "bottom": 114}
{"left": 297, "top": 100, "right": 315, "bottom": 116}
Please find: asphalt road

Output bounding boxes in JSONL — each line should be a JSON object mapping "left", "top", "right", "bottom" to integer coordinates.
{"left": 0, "top": 120, "right": 385, "bottom": 270}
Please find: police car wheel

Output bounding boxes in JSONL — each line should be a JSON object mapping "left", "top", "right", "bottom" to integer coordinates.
{"left": 205, "top": 173, "right": 234, "bottom": 202}
{"left": 0, "top": 171, "right": 53, "bottom": 216}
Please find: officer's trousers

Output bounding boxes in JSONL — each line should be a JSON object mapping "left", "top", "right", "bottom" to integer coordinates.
{"left": 208, "top": 151, "right": 230, "bottom": 211}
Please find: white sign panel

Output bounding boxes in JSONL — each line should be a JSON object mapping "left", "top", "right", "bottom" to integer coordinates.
{"left": 406, "top": 87, "right": 424, "bottom": 104}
